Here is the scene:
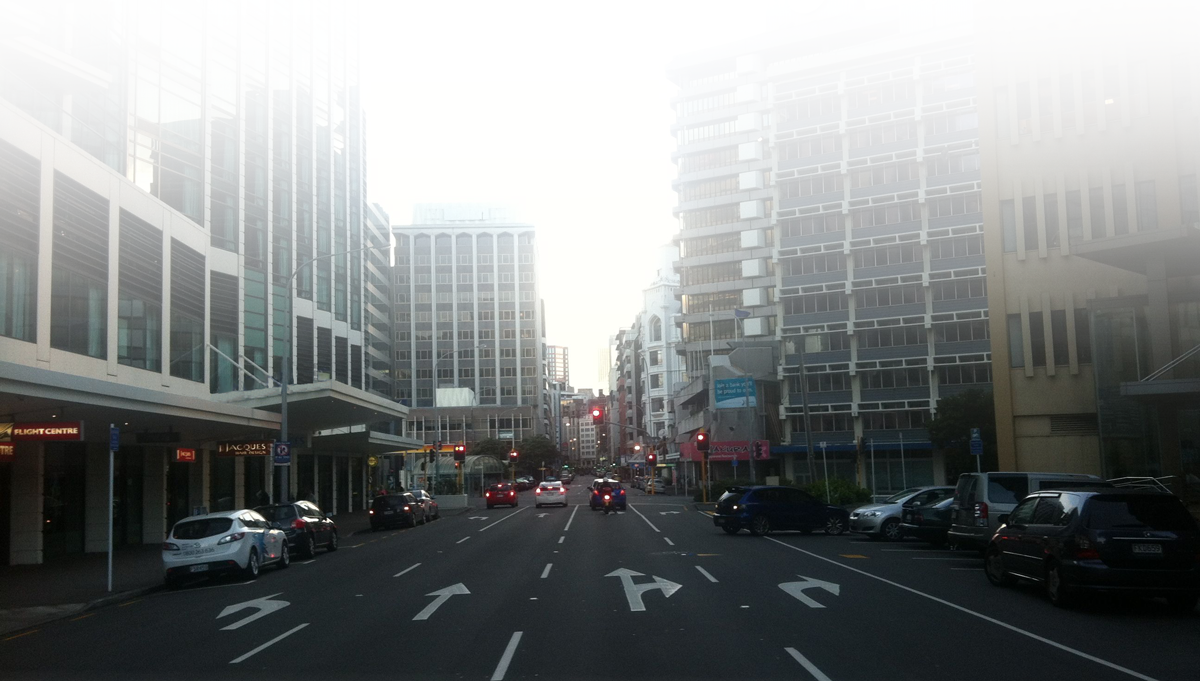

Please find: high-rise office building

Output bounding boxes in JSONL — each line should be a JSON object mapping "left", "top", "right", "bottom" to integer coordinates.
{"left": 0, "top": 2, "right": 416, "bottom": 565}
{"left": 390, "top": 204, "right": 550, "bottom": 450}
{"left": 977, "top": 11, "right": 1200, "bottom": 499}
{"left": 546, "top": 345, "right": 570, "bottom": 385}
{"left": 668, "top": 28, "right": 987, "bottom": 490}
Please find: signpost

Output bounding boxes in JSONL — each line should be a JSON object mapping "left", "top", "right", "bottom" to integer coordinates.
{"left": 969, "top": 427, "right": 983, "bottom": 472}
{"left": 108, "top": 424, "right": 118, "bottom": 593}
{"left": 818, "top": 441, "right": 830, "bottom": 503}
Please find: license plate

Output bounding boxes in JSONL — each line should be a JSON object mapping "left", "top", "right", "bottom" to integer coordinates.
{"left": 1131, "top": 543, "right": 1164, "bottom": 555}
{"left": 189, "top": 564, "right": 209, "bottom": 573}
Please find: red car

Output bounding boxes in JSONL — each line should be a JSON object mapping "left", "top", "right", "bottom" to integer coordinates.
{"left": 486, "top": 483, "right": 519, "bottom": 509}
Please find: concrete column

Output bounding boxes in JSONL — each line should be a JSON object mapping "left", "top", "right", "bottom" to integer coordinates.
{"left": 233, "top": 456, "right": 245, "bottom": 510}
{"left": 1145, "top": 257, "right": 1173, "bottom": 372}
{"left": 10, "top": 442, "right": 44, "bottom": 565}
{"left": 263, "top": 456, "right": 274, "bottom": 505}
{"left": 190, "top": 449, "right": 209, "bottom": 514}
{"left": 84, "top": 442, "right": 109, "bottom": 553}
{"left": 142, "top": 448, "right": 166, "bottom": 544}
{"left": 331, "top": 455, "right": 338, "bottom": 515}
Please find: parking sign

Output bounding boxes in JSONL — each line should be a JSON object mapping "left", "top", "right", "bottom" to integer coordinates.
{"left": 273, "top": 441, "right": 291, "bottom": 466}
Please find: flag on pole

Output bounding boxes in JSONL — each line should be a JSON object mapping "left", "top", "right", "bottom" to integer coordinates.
{"left": 733, "top": 308, "right": 751, "bottom": 319}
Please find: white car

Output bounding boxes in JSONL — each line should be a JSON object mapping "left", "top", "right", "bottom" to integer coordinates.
{"left": 162, "top": 509, "right": 289, "bottom": 587}
{"left": 644, "top": 478, "right": 669, "bottom": 494}
{"left": 535, "top": 481, "right": 568, "bottom": 507}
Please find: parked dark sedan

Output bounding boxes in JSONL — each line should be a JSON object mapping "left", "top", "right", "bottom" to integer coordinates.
{"left": 985, "top": 488, "right": 1200, "bottom": 610}
{"left": 900, "top": 496, "right": 956, "bottom": 546}
{"left": 713, "top": 486, "right": 849, "bottom": 536}
{"left": 369, "top": 493, "right": 426, "bottom": 530}
{"left": 255, "top": 501, "right": 339, "bottom": 557}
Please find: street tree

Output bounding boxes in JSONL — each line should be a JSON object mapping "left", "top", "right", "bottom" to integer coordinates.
{"left": 927, "top": 388, "right": 998, "bottom": 477}
{"left": 470, "top": 437, "right": 511, "bottom": 463}
{"left": 514, "top": 434, "right": 559, "bottom": 478}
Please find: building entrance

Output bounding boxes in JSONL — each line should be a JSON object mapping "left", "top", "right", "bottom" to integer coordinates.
{"left": 43, "top": 443, "right": 86, "bottom": 559}
{"left": 166, "top": 457, "right": 191, "bottom": 530}
{"left": 0, "top": 460, "right": 11, "bottom": 564}
{"left": 113, "top": 449, "right": 144, "bottom": 547}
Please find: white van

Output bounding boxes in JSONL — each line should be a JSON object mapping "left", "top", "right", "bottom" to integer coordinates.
{"left": 947, "top": 472, "right": 1104, "bottom": 550}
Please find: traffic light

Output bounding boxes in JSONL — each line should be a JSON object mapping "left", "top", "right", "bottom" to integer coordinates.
{"left": 508, "top": 450, "right": 519, "bottom": 461}
{"left": 696, "top": 430, "right": 709, "bottom": 453}
{"left": 454, "top": 443, "right": 466, "bottom": 462}
{"left": 428, "top": 449, "right": 435, "bottom": 464}
{"left": 455, "top": 461, "right": 462, "bottom": 469}
{"left": 633, "top": 443, "right": 642, "bottom": 453}
{"left": 752, "top": 441, "right": 764, "bottom": 459}
{"left": 591, "top": 407, "right": 604, "bottom": 424}
{"left": 647, "top": 451, "right": 656, "bottom": 465}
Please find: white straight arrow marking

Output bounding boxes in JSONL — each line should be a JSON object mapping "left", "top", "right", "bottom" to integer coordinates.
{"left": 659, "top": 511, "right": 681, "bottom": 515}
{"left": 217, "top": 593, "right": 290, "bottom": 630}
{"left": 605, "top": 568, "right": 682, "bottom": 612}
{"left": 413, "top": 583, "right": 470, "bottom": 621}
{"left": 778, "top": 576, "right": 841, "bottom": 609}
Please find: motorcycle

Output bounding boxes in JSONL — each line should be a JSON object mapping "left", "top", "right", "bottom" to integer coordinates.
{"left": 602, "top": 493, "right": 614, "bottom": 515}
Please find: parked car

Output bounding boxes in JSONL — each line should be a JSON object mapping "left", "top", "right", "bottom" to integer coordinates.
{"left": 561, "top": 473, "right": 575, "bottom": 484}
{"left": 850, "top": 486, "right": 954, "bottom": 541}
{"left": 948, "top": 472, "right": 1105, "bottom": 550}
{"left": 984, "top": 488, "right": 1200, "bottom": 611}
{"left": 162, "top": 510, "right": 289, "bottom": 587}
{"left": 900, "top": 495, "right": 956, "bottom": 546}
{"left": 255, "top": 501, "right": 338, "bottom": 557}
{"left": 713, "top": 486, "right": 849, "bottom": 536}
{"left": 535, "top": 481, "right": 568, "bottom": 507}
{"left": 369, "top": 493, "right": 426, "bottom": 530}
{"left": 486, "top": 483, "right": 519, "bottom": 509}
{"left": 409, "top": 489, "right": 440, "bottom": 520}
{"left": 589, "top": 480, "right": 627, "bottom": 511}
{"left": 644, "top": 478, "right": 670, "bottom": 494}
{"left": 514, "top": 476, "right": 535, "bottom": 491}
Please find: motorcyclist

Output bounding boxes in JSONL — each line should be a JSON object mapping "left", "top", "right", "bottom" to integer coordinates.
{"left": 598, "top": 480, "right": 615, "bottom": 510}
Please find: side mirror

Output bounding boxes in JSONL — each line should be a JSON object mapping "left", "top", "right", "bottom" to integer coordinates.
{"left": 997, "top": 514, "right": 1010, "bottom": 526}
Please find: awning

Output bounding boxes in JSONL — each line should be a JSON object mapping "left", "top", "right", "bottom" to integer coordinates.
{"left": 217, "top": 380, "right": 408, "bottom": 431}
{"left": 312, "top": 426, "right": 423, "bottom": 454}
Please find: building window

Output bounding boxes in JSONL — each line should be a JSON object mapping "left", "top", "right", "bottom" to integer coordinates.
{"left": 1050, "top": 310, "right": 1069, "bottom": 365}
{"left": 861, "top": 367, "right": 928, "bottom": 389}
{"left": 856, "top": 283, "right": 923, "bottom": 308}
{"left": 1112, "top": 184, "right": 1129, "bottom": 235}
{"left": 928, "top": 192, "right": 981, "bottom": 218}
{"left": 521, "top": 366, "right": 535, "bottom": 377}
{"left": 852, "top": 243, "right": 918, "bottom": 269}
{"left": 933, "top": 320, "right": 989, "bottom": 342}
{"left": 649, "top": 373, "right": 663, "bottom": 389}
{"left": 520, "top": 328, "right": 534, "bottom": 339}
{"left": 1001, "top": 199, "right": 1016, "bottom": 252}
{"left": 1135, "top": 181, "right": 1157, "bottom": 230}
{"left": 936, "top": 363, "right": 992, "bottom": 385}
{"left": 480, "top": 329, "right": 494, "bottom": 340}
{"left": 1065, "top": 190, "right": 1084, "bottom": 240}
{"left": 1181, "top": 175, "right": 1199, "bottom": 225}
{"left": 459, "top": 330, "right": 473, "bottom": 340}
{"left": 1044, "top": 194, "right": 1060, "bottom": 248}
{"left": 1075, "top": 309, "right": 1092, "bottom": 363}
{"left": 460, "top": 273, "right": 472, "bottom": 284}
{"left": 1022, "top": 196, "right": 1038, "bottom": 251}
{"left": 1007, "top": 314, "right": 1024, "bottom": 368}
{"left": 783, "top": 292, "right": 848, "bottom": 315}
{"left": 481, "top": 367, "right": 495, "bottom": 378}
{"left": 649, "top": 350, "right": 662, "bottom": 366}
{"left": 859, "top": 325, "right": 926, "bottom": 348}
{"left": 1029, "top": 312, "right": 1047, "bottom": 367}
{"left": 1089, "top": 187, "right": 1107, "bottom": 238}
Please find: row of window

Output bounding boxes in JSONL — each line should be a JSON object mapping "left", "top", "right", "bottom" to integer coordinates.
{"left": 395, "top": 272, "right": 535, "bottom": 285}
{"left": 679, "top": 176, "right": 740, "bottom": 202}
{"left": 397, "top": 327, "right": 538, "bottom": 342}
{"left": 1008, "top": 309, "right": 1093, "bottom": 368}
{"left": 783, "top": 279, "right": 986, "bottom": 314}
{"left": 790, "top": 409, "right": 929, "bottom": 433}
{"left": 680, "top": 204, "right": 741, "bottom": 231}
{"left": 789, "top": 319, "right": 988, "bottom": 354}
{"left": 396, "top": 309, "right": 535, "bottom": 322}
{"left": 781, "top": 198, "right": 942, "bottom": 239}
{"left": 402, "top": 385, "right": 538, "bottom": 401}
{"left": 680, "top": 233, "right": 742, "bottom": 258}
{"left": 677, "top": 119, "right": 738, "bottom": 145}
{"left": 395, "top": 252, "right": 534, "bottom": 266}
{"left": 676, "top": 90, "right": 735, "bottom": 117}
{"left": 792, "top": 362, "right": 989, "bottom": 392}
{"left": 781, "top": 173, "right": 843, "bottom": 199}
{"left": 397, "top": 347, "right": 537, "bottom": 360}
{"left": 678, "top": 147, "right": 741, "bottom": 174}
{"left": 850, "top": 162, "right": 919, "bottom": 189}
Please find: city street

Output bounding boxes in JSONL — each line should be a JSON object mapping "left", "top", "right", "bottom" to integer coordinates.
{"left": 1, "top": 478, "right": 1197, "bottom": 681}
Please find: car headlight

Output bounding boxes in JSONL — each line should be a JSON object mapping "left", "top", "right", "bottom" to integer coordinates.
{"left": 863, "top": 511, "right": 880, "bottom": 518}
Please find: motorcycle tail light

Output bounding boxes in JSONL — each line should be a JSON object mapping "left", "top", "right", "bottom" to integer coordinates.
{"left": 604, "top": 494, "right": 611, "bottom": 501}
{"left": 619, "top": 489, "right": 625, "bottom": 495}
{"left": 369, "top": 509, "right": 374, "bottom": 515}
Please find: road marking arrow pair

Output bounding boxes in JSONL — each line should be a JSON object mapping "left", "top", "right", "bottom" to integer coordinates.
{"left": 778, "top": 575, "right": 840, "bottom": 608}
{"left": 606, "top": 569, "right": 682, "bottom": 612}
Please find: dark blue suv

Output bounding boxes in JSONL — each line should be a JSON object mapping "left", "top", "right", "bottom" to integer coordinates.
{"left": 713, "top": 486, "right": 849, "bottom": 536}
{"left": 589, "top": 480, "right": 627, "bottom": 511}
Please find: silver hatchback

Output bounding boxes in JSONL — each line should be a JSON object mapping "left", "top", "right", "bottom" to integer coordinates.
{"left": 850, "top": 486, "right": 955, "bottom": 541}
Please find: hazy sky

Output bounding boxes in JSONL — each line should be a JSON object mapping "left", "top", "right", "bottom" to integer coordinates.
{"left": 357, "top": 0, "right": 853, "bottom": 391}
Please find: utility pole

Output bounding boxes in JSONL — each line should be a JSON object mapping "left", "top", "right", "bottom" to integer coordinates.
{"left": 796, "top": 333, "right": 818, "bottom": 483}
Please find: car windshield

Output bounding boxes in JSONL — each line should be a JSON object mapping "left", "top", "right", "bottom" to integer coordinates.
{"left": 1086, "top": 496, "right": 1197, "bottom": 532}
{"left": 491, "top": 485, "right": 512, "bottom": 492}
{"left": 884, "top": 487, "right": 926, "bottom": 503}
{"left": 172, "top": 518, "right": 233, "bottom": 539}
{"left": 255, "top": 505, "right": 296, "bottom": 522}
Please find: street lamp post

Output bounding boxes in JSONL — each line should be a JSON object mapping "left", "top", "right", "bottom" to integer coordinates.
{"left": 279, "top": 244, "right": 388, "bottom": 504}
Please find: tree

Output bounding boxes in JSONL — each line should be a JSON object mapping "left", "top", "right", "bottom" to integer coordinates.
{"left": 927, "top": 389, "right": 998, "bottom": 478}
{"left": 470, "top": 437, "right": 511, "bottom": 462}
{"left": 513, "top": 435, "right": 559, "bottom": 478}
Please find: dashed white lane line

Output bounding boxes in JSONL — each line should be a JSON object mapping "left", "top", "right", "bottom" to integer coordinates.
{"left": 785, "top": 647, "right": 833, "bottom": 681}
{"left": 541, "top": 563, "right": 552, "bottom": 579}
{"left": 480, "top": 507, "right": 527, "bottom": 532}
{"left": 299, "top": 559, "right": 316, "bottom": 565}
{"left": 563, "top": 505, "right": 579, "bottom": 532}
{"left": 627, "top": 504, "right": 661, "bottom": 533}
{"left": 910, "top": 557, "right": 979, "bottom": 561}
{"left": 393, "top": 563, "right": 421, "bottom": 578}
{"left": 766, "top": 537, "right": 1159, "bottom": 681}
{"left": 881, "top": 548, "right": 959, "bottom": 553}
{"left": 490, "top": 631, "right": 523, "bottom": 681}
{"left": 230, "top": 623, "right": 309, "bottom": 664}
{"left": 457, "top": 536, "right": 471, "bottom": 544}
{"left": 558, "top": 536, "right": 565, "bottom": 544}
{"left": 663, "top": 537, "right": 675, "bottom": 546}
{"left": 695, "top": 566, "right": 718, "bottom": 583}
{"left": 950, "top": 567, "right": 983, "bottom": 571}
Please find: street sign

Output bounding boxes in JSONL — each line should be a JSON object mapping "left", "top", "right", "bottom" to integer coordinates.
{"left": 499, "top": 430, "right": 514, "bottom": 440}
{"left": 109, "top": 426, "right": 120, "bottom": 451}
{"left": 368, "top": 456, "right": 378, "bottom": 467}
{"left": 970, "top": 439, "right": 983, "bottom": 456}
{"left": 970, "top": 427, "right": 981, "bottom": 440}
{"left": 272, "top": 441, "right": 291, "bottom": 466}
{"left": 9, "top": 422, "right": 84, "bottom": 441}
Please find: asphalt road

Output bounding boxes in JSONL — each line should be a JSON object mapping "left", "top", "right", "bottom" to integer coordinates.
{"left": 2, "top": 476, "right": 1197, "bottom": 681}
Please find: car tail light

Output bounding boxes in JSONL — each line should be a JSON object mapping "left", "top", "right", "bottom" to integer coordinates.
{"left": 485, "top": 492, "right": 491, "bottom": 497}
{"left": 974, "top": 502, "right": 988, "bottom": 520}
{"left": 509, "top": 491, "right": 515, "bottom": 497}
{"left": 403, "top": 505, "right": 411, "bottom": 512}
{"left": 162, "top": 542, "right": 180, "bottom": 551}
{"left": 1071, "top": 536, "right": 1100, "bottom": 560}
{"left": 592, "top": 489, "right": 598, "bottom": 496}
{"left": 536, "top": 488, "right": 542, "bottom": 495}
{"left": 369, "top": 509, "right": 375, "bottom": 515}
{"left": 217, "top": 532, "right": 245, "bottom": 545}
{"left": 604, "top": 494, "right": 611, "bottom": 501}
{"left": 292, "top": 518, "right": 307, "bottom": 530}
{"left": 619, "top": 489, "right": 625, "bottom": 495}
{"left": 560, "top": 488, "right": 566, "bottom": 494}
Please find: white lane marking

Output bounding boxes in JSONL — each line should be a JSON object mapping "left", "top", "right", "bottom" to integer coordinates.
{"left": 911, "top": 557, "right": 979, "bottom": 561}
{"left": 457, "top": 536, "right": 471, "bottom": 544}
{"left": 696, "top": 511, "right": 714, "bottom": 518}
{"left": 393, "top": 563, "right": 421, "bottom": 578}
{"left": 695, "top": 566, "right": 718, "bottom": 583}
{"left": 881, "top": 548, "right": 958, "bottom": 552}
{"left": 950, "top": 567, "right": 983, "bottom": 571}
{"left": 627, "top": 504, "right": 661, "bottom": 533}
{"left": 541, "top": 563, "right": 552, "bottom": 579}
{"left": 490, "top": 631, "right": 523, "bottom": 681}
{"left": 766, "top": 538, "right": 1160, "bottom": 681}
{"left": 558, "top": 536, "right": 565, "bottom": 544}
{"left": 785, "top": 647, "right": 833, "bottom": 681}
{"left": 230, "top": 623, "right": 309, "bottom": 664}
{"left": 480, "top": 507, "right": 527, "bottom": 532}
{"left": 299, "top": 559, "right": 316, "bottom": 565}
{"left": 563, "top": 504, "right": 579, "bottom": 532}
{"left": 663, "top": 537, "right": 675, "bottom": 546}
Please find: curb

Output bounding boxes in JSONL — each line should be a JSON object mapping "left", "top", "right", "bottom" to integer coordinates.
{"left": 0, "top": 583, "right": 164, "bottom": 638}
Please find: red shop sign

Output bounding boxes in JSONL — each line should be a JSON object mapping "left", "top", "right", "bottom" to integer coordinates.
{"left": 0, "top": 443, "right": 13, "bottom": 459}
{"left": 11, "top": 422, "right": 84, "bottom": 441}
{"left": 175, "top": 448, "right": 196, "bottom": 462}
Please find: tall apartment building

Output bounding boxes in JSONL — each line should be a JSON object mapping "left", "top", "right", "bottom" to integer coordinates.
{"left": 546, "top": 345, "right": 569, "bottom": 385}
{"left": 390, "top": 204, "right": 550, "bottom": 451}
{"left": 668, "top": 28, "right": 988, "bottom": 490}
{"left": 977, "top": 12, "right": 1200, "bottom": 498}
{"left": 0, "top": 2, "right": 416, "bottom": 565}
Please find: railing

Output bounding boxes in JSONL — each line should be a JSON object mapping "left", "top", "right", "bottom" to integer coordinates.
{"left": 1108, "top": 476, "right": 1175, "bottom": 493}
{"left": 1140, "top": 343, "right": 1200, "bottom": 382}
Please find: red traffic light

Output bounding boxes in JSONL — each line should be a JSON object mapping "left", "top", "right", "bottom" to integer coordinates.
{"left": 647, "top": 452, "right": 656, "bottom": 464}
{"left": 696, "top": 430, "right": 710, "bottom": 453}
{"left": 591, "top": 407, "right": 604, "bottom": 425}
{"left": 508, "top": 450, "right": 518, "bottom": 460}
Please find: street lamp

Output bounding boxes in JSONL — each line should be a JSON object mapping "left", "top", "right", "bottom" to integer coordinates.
{"left": 279, "top": 244, "right": 389, "bottom": 504}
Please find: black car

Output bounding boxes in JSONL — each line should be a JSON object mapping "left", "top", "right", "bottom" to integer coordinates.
{"left": 713, "top": 485, "right": 849, "bottom": 536}
{"left": 486, "top": 483, "right": 519, "bottom": 509}
{"left": 255, "top": 501, "right": 339, "bottom": 557}
{"left": 985, "top": 488, "right": 1200, "bottom": 610}
{"left": 370, "top": 493, "right": 426, "bottom": 530}
{"left": 900, "top": 496, "right": 955, "bottom": 546}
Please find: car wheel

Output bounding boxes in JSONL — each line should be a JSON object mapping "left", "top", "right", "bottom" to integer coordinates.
{"left": 722, "top": 526, "right": 740, "bottom": 535}
{"left": 749, "top": 515, "right": 771, "bottom": 536}
{"left": 1166, "top": 594, "right": 1198, "bottom": 614}
{"left": 277, "top": 542, "right": 290, "bottom": 570}
{"left": 984, "top": 547, "right": 1014, "bottom": 586}
{"left": 824, "top": 516, "right": 847, "bottom": 536}
{"left": 327, "top": 531, "right": 338, "bottom": 552}
{"left": 244, "top": 548, "right": 260, "bottom": 580}
{"left": 1045, "top": 562, "right": 1075, "bottom": 607}
{"left": 880, "top": 518, "right": 903, "bottom": 541}
{"left": 301, "top": 533, "right": 317, "bottom": 558}
{"left": 419, "top": 513, "right": 427, "bottom": 525}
